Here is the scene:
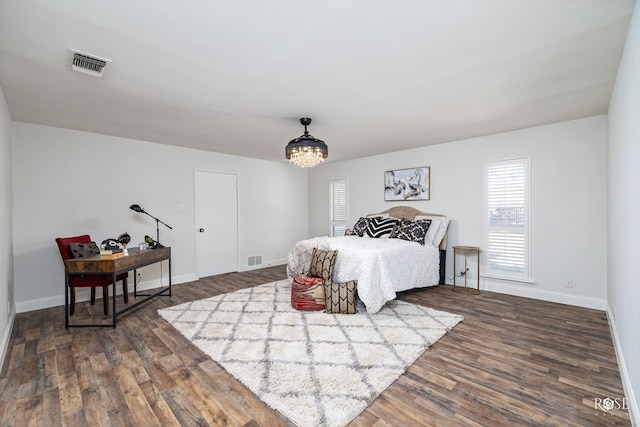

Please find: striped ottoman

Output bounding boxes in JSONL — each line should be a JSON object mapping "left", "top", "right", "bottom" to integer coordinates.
{"left": 291, "top": 275, "right": 325, "bottom": 311}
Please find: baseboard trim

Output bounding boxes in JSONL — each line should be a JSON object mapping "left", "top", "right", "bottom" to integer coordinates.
{"left": 239, "top": 259, "right": 287, "bottom": 272}
{"left": 606, "top": 302, "right": 639, "bottom": 426}
{"left": 15, "top": 273, "right": 198, "bottom": 313}
{"left": 477, "top": 279, "right": 606, "bottom": 310}
{"left": 0, "top": 308, "right": 15, "bottom": 372}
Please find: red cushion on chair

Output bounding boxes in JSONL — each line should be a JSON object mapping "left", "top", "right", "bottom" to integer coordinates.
{"left": 291, "top": 275, "right": 325, "bottom": 311}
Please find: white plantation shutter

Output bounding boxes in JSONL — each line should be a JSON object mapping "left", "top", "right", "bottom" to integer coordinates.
{"left": 484, "top": 158, "right": 530, "bottom": 281}
{"left": 329, "top": 179, "right": 347, "bottom": 237}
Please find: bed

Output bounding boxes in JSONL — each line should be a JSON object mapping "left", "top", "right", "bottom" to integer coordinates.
{"left": 287, "top": 206, "right": 450, "bottom": 314}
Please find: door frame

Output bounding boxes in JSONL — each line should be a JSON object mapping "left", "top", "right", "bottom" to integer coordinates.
{"left": 194, "top": 168, "right": 239, "bottom": 278}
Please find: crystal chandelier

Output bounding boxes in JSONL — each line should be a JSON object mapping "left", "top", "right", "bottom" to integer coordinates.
{"left": 285, "top": 117, "right": 328, "bottom": 168}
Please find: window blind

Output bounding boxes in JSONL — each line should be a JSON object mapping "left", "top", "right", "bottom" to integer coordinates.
{"left": 484, "top": 158, "right": 529, "bottom": 280}
{"left": 329, "top": 179, "right": 347, "bottom": 237}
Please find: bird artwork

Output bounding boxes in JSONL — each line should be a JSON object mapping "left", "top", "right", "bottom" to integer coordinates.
{"left": 384, "top": 167, "right": 430, "bottom": 201}
{"left": 404, "top": 169, "right": 425, "bottom": 199}
{"left": 385, "top": 171, "right": 406, "bottom": 195}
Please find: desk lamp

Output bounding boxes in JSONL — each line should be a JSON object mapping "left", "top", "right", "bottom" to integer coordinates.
{"left": 129, "top": 204, "right": 172, "bottom": 248}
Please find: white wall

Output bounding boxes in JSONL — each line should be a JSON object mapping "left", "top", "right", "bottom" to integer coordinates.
{"left": 309, "top": 115, "right": 608, "bottom": 309}
{"left": 608, "top": 0, "right": 639, "bottom": 422}
{"left": 0, "top": 87, "right": 14, "bottom": 366}
{"left": 12, "top": 122, "right": 308, "bottom": 312}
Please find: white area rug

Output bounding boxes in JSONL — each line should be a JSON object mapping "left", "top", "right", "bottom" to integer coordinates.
{"left": 158, "top": 279, "right": 463, "bottom": 427}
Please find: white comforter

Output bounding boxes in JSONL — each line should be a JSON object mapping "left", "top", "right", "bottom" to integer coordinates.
{"left": 287, "top": 236, "right": 440, "bottom": 314}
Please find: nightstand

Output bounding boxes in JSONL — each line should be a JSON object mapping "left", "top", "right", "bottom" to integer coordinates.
{"left": 453, "top": 246, "right": 480, "bottom": 294}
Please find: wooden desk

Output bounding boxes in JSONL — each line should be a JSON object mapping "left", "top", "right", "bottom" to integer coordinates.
{"left": 64, "top": 247, "right": 171, "bottom": 328}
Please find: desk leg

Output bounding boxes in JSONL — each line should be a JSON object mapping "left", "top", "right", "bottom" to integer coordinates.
{"left": 133, "top": 268, "right": 138, "bottom": 297}
{"left": 169, "top": 258, "right": 172, "bottom": 297}
{"left": 112, "top": 272, "right": 117, "bottom": 328}
{"left": 64, "top": 274, "right": 69, "bottom": 329}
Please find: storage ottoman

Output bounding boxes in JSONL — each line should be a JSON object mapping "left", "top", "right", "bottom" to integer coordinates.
{"left": 291, "top": 275, "right": 325, "bottom": 311}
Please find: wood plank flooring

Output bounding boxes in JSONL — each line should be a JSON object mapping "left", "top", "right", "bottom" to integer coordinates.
{"left": 0, "top": 265, "right": 631, "bottom": 426}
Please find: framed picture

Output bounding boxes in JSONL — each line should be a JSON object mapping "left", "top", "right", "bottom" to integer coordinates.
{"left": 384, "top": 166, "right": 430, "bottom": 201}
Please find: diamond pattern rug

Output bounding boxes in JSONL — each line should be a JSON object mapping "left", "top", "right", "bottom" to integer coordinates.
{"left": 158, "top": 279, "right": 463, "bottom": 427}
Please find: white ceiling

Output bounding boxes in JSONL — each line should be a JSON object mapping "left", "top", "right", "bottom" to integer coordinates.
{"left": 0, "top": 1, "right": 635, "bottom": 164}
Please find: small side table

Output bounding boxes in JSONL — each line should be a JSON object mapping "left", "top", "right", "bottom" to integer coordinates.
{"left": 453, "top": 246, "right": 480, "bottom": 295}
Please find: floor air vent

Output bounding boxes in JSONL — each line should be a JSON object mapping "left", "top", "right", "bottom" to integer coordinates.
{"left": 67, "top": 49, "right": 112, "bottom": 78}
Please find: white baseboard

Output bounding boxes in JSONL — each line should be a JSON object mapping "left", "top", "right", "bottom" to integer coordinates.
{"left": 475, "top": 278, "right": 606, "bottom": 310}
{"left": 0, "top": 308, "right": 15, "bottom": 371}
{"left": 606, "top": 302, "right": 639, "bottom": 426}
{"left": 239, "top": 258, "right": 287, "bottom": 272}
{"left": 15, "top": 273, "right": 198, "bottom": 313}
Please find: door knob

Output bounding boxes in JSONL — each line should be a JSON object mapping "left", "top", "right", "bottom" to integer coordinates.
{"left": 199, "top": 228, "right": 205, "bottom": 233}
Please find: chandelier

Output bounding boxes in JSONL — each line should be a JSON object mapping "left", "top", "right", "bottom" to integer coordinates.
{"left": 285, "top": 117, "right": 328, "bottom": 168}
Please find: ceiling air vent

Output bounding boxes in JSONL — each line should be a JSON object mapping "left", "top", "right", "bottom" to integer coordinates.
{"left": 67, "top": 49, "right": 112, "bottom": 78}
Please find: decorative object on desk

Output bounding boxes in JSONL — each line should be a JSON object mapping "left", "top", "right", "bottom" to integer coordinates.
{"left": 100, "top": 238, "right": 122, "bottom": 251}
{"left": 384, "top": 166, "right": 430, "bottom": 201}
{"left": 144, "top": 235, "right": 159, "bottom": 249}
{"left": 100, "top": 250, "right": 125, "bottom": 259}
{"left": 118, "top": 232, "right": 131, "bottom": 255}
{"left": 285, "top": 117, "right": 328, "bottom": 168}
{"left": 158, "top": 279, "right": 463, "bottom": 427}
{"left": 129, "top": 204, "right": 173, "bottom": 249}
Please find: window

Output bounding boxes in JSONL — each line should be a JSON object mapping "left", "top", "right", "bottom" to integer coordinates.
{"left": 483, "top": 157, "right": 530, "bottom": 281}
{"left": 329, "top": 179, "right": 347, "bottom": 237}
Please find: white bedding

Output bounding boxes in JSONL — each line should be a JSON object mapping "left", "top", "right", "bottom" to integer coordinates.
{"left": 287, "top": 236, "right": 440, "bottom": 314}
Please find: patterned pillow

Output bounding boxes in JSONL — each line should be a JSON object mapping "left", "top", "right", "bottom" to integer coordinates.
{"left": 415, "top": 215, "right": 451, "bottom": 247}
{"left": 68, "top": 241, "right": 100, "bottom": 258}
{"left": 390, "top": 219, "right": 432, "bottom": 245}
{"left": 307, "top": 248, "right": 338, "bottom": 280}
{"left": 365, "top": 216, "right": 399, "bottom": 238}
{"left": 323, "top": 280, "right": 357, "bottom": 314}
{"left": 352, "top": 217, "right": 369, "bottom": 237}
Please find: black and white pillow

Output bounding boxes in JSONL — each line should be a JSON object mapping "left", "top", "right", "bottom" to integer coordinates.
{"left": 68, "top": 241, "right": 100, "bottom": 258}
{"left": 390, "top": 219, "right": 432, "bottom": 245}
{"left": 352, "top": 217, "right": 370, "bottom": 237}
{"left": 365, "top": 216, "right": 399, "bottom": 238}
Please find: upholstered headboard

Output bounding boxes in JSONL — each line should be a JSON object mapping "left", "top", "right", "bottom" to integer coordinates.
{"left": 376, "top": 206, "right": 450, "bottom": 250}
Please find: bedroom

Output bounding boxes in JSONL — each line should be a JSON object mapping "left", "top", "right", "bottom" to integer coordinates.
{"left": 1, "top": 1, "right": 639, "bottom": 425}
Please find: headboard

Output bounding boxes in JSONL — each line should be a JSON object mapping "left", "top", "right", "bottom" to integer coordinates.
{"left": 376, "top": 206, "right": 449, "bottom": 250}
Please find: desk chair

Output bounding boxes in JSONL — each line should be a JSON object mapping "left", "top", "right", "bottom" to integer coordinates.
{"left": 55, "top": 235, "right": 129, "bottom": 316}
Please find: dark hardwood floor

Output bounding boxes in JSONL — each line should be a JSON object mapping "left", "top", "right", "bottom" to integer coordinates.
{"left": 0, "top": 265, "right": 631, "bottom": 426}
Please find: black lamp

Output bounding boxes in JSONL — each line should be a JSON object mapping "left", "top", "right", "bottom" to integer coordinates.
{"left": 129, "top": 204, "right": 172, "bottom": 249}
{"left": 285, "top": 117, "right": 328, "bottom": 168}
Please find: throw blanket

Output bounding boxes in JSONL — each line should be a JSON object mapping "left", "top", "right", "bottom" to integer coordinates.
{"left": 287, "top": 236, "right": 440, "bottom": 314}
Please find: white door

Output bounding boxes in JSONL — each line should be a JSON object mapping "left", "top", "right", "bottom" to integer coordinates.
{"left": 196, "top": 170, "right": 238, "bottom": 277}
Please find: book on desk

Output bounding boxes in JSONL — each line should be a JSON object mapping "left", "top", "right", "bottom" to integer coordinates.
{"left": 100, "top": 249, "right": 124, "bottom": 259}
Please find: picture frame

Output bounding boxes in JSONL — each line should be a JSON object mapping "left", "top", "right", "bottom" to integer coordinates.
{"left": 384, "top": 166, "right": 430, "bottom": 201}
